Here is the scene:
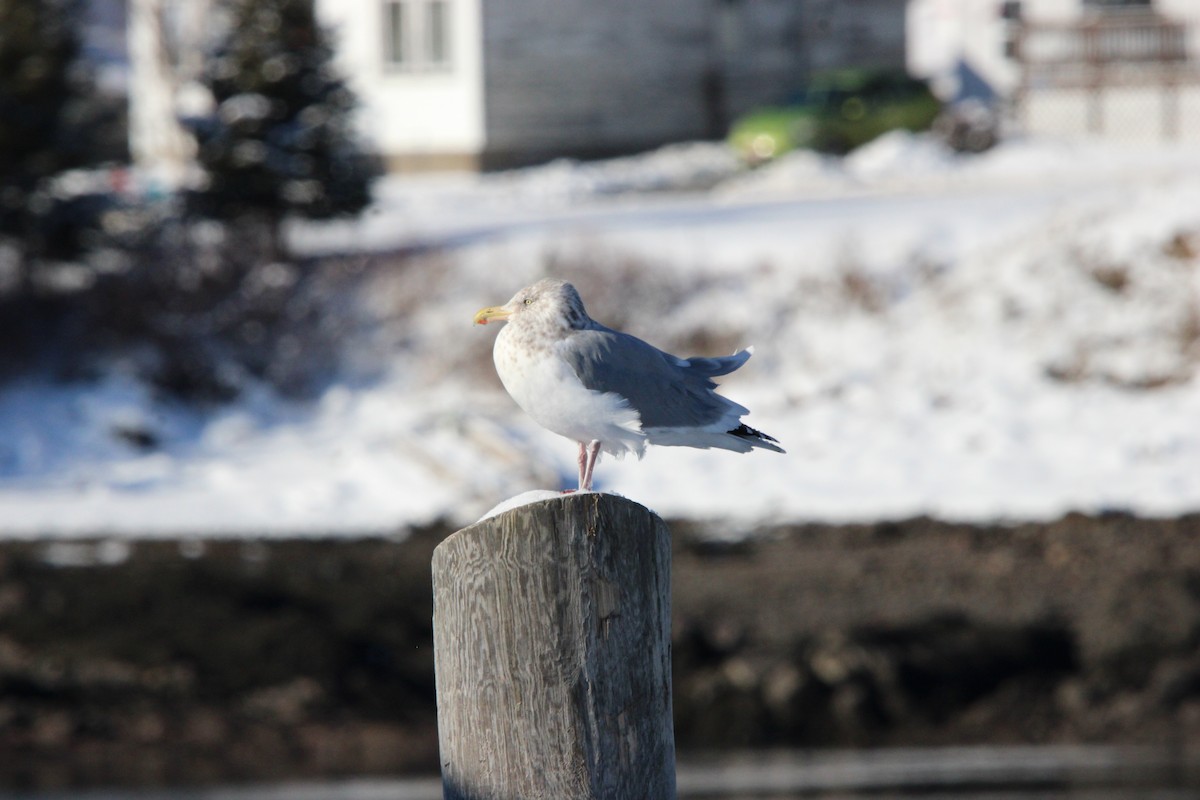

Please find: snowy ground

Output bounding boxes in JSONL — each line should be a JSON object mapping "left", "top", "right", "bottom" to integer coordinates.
{"left": 3, "top": 133, "right": 1199, "bottom": 537}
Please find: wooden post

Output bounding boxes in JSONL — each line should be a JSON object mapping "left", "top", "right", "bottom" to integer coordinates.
{"left": 432, "top": 493, "right": 676, "bottom": 800}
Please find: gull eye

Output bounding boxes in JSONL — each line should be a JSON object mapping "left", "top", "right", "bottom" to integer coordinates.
{"left": 524, "top": 297, "right": 534, "bottom": 305}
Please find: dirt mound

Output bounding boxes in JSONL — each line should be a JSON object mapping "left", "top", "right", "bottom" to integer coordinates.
{"left": 0, "top": 512, "right": 1198, "bottom": 790}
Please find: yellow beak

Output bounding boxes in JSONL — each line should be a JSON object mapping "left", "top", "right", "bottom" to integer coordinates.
{"left": 474, "top": 305, "right": 511, "bottom": 325}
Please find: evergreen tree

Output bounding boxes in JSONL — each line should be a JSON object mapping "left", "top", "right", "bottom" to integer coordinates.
{"left": 188, "top": 0, "right": 380, "bottom": 256}
{"left": 0, "top": 0, "right": 100, "bottom": 260}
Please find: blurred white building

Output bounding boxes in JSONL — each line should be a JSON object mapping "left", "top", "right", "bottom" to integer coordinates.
{"left": 117, "top": 0, "right": 914, "bottom": 173}
{"left": 117, "top": 0, "right": 1200, "bottom": 175}
{"left": 316, "top": 0, "right": 913, "bottom": 170}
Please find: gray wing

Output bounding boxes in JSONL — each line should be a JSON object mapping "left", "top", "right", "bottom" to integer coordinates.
{"left": 558, "top": 327, "right": 749, "bottom": 430}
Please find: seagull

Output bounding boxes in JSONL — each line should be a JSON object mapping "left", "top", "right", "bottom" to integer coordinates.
{"left": 474, "top": 278, "right": 784, "bottom": 491}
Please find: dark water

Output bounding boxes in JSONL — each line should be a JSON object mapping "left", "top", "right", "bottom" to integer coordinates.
{"left": 5, "top": 785, "right": 1194, "bottom": 800}
{"left": 3, "top": 745, "right": 1195, "bottom": 800}
{"left": 1, "top": 783, "right": 1193, "bottom": 800}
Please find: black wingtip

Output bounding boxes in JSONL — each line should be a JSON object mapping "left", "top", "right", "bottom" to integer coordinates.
{"left": 729, "top": 423, "right": 785, "bottom": 453}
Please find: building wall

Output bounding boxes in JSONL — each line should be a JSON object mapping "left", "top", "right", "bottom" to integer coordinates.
{"left": 478, "top": 0, "right": 810, "bottom": 168}
{"left": 318, "top": 0, "right": 486, "bottom": 169}
{"left": 802, "top": 0, "right": 909, "bottom": 72}
{"left": 321, "top": 0, "right": 910, "bottom": 171}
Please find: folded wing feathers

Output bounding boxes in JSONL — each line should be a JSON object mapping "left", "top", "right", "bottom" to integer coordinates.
{"left": 681, "top": 347, "right": 753, "bottom": 378}
{"left": 559, "top": 330, "right": 784, "bottom": 452}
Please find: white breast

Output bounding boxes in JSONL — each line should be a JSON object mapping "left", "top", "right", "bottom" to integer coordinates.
{"left": 495, "top": 326, "right": 646, "bottom": 458}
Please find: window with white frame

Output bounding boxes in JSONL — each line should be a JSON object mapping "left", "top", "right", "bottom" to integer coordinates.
{"left": 384, "top": 0, "right": 452, "bottom": 71}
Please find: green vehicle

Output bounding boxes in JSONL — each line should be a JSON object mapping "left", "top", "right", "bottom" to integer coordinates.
{"left": 728, "top": 68, "right": 942, "bottom": 162}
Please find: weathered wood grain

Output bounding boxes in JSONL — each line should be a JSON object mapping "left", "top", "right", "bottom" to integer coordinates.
{"left": 432, "top": 493, "right": 675, "bottom": 800}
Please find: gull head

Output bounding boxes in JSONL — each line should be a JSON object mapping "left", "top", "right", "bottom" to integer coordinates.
{"left": 473, "top": 278, "right": 590, "bottom": 331}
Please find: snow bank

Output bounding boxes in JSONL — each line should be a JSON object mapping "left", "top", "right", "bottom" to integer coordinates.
{"left": 2, "top": 135, "right": 1199, "bottom": 537}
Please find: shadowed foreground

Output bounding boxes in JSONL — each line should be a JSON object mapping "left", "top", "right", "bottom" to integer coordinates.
{"left": 0, "top": 512, "right": 1198, "bottom": 790}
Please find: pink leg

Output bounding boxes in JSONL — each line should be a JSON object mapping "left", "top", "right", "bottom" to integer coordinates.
{"left": 580, "top": 440, "right": 602, "bottom": 491}
{"left": 574, "top": 442, "right": 588, "bottom": 491}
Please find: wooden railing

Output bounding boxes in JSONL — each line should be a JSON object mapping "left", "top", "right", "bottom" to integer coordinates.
{"left": 1015, "top": 13, "right": 1188, "bottom": 67}
{"left": 1009, "top": 10, "right": 1200, "bottom": 140}
{"left": 1011, "top": 10, "right": 1199, "bottom": 91}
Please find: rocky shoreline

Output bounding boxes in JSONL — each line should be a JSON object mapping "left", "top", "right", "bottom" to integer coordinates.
{"left": 1, "top": 511, "right": 1198, "bottom": 790}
